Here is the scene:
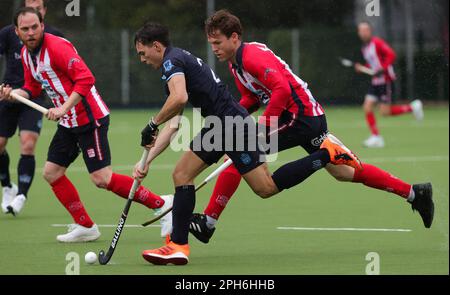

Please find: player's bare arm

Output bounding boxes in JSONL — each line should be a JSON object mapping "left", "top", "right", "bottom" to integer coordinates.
{"left": 140, "top": 74, "right": 188, "bottom": 149}
{"left": 46, "top": 91, "right": 83, "bottom": 121}
{"left": 133, "top": 115, "right": 181, "bottom": 180}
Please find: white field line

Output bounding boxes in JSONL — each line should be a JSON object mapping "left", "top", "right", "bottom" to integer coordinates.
{"left": 51, "top": 224, "right": 161, "bottom": 228}
{"left": 12, "top": 155, "right": 449, "bottom": 174}
{"left": 277, "top": 227, "right": 412, "bottom": 232}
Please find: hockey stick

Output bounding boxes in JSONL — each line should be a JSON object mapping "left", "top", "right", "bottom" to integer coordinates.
{"left": 141, "top": 158, "right": 234, "bottom": 227}
{"left": 0, "top": 85, "right": 49, "bottom": 115}
{"left": 98, "top": 149, "right": 150, "bottom": 265}
{"left": 339, "top": 57, "right": 375, "bottom": 76}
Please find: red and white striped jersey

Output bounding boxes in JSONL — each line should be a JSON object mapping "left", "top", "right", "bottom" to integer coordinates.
{"left": 362, "top": 37, "right": 397, "bottom": 85}
{"left": 229, "top": 42, "right": 324, "bottom": 125}
{"left": 21, "top": 33, "right": 109, "bottom": 128}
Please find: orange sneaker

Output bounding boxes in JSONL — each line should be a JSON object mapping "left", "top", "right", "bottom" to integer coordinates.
{"left": 142, "top": 241, "right": 190, "bottom": 265}
{"left": 321, "top": 134, "right": 363, "bottom": 171}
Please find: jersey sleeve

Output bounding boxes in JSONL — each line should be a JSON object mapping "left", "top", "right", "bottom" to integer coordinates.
{"left": 21, "top": 51, "right": 43, "bottom": 98}
{"left": 162, "top": 57, "right": 185, "bottom": 83}
{"left": 374, "top": 38, "right": 396, "bottom": 70}
{"left": 243, "top": 46, "right": 291, "bottom": 123}
{"left": 51, "top": 40, "right": 95, "bottom": 97}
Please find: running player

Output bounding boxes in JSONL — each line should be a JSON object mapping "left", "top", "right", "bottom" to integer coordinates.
{"left": 0, "top": 0, "right": 63, "bottom": 215}
{"left": 0, "top": 8, "right": 167, "bottom": 242}
{"left": 132, "top": 22, "right": 362, "bottom": 265}
{"left": 355, "top": 21, "right": 424, "bottom": 148}
{"left": 186, "top": 10, "right": 434, "bottom": 244}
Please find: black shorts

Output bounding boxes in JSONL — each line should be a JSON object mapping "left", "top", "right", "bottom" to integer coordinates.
{"left": 266, "top": 115, "right": 329, "bottom": 154}
{"left": 0, "top": 98, "right": 44, "bottom": 138}
{"left": 190, "top": 114, "right": 265, "bottom": 175}
{"left": 47, "top": 116, "right": 111, "bottom": 174}
{"left": 367, "top": 82, "right": 395, "bottom": 104}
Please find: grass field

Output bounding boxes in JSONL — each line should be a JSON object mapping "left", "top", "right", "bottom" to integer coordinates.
{"left": 0, "top": 107, "right": 448, "bottom": 275}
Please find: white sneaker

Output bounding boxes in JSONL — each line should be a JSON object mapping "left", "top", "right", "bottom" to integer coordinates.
{"left": 56, "top": 223, "right": 101, "bottom": 243}
{"left": 154, "top": 195, "right": 174, "bottom": 238}
{"left": 411, "top": 100, "right": 424, "bottom": 121}
{"left": 2, "top": 183, "right": 18, "bottom": 214}
{"left": 363, "top": 135, "right": 385, "bottom": 148}
{"left": 7, "top": 194, "right": 26, "bottom": 216}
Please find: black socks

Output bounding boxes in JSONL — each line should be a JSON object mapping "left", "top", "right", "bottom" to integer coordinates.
{"left": 171, "top": 185, "right": 196, "bottom": 245}
{"left": 18, "top": 155, "right": 36, "bottom": 197}
{"left": 0, "top": 151, "right": 11, "bottom": 188}
{"left": 272, "top": 149, "right": 330, "bottom": 191}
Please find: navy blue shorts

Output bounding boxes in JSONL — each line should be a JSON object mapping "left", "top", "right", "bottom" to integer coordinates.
{"left": 0, "top": 98, "right": 44, "bottom": 138}
{"left": 367, "top": 82, "right": 395, "bottom": 104}
{"left": 47, "top": 116, "right": 111, "bottom": 174}
{"left": 190, "top": 114, "right": 265, "bottom": 175}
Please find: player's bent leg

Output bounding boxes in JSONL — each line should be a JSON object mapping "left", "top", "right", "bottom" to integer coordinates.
{"left": 44, "top": 162, "right": 99, "bottom": 242}
{"left": 320, "top": 134, "right": 362, "bottom": 170}
{"left": 143, "top": 151, "right": 208, "bottom": 266}
{"left": 190, "top": 162, "right": 242, "bottom": 244}
{"left": 242, "top": 163, "right": 279, "bottom": 199}
{"left": 325, "top": 164, "right": 355, "bottom": 182}
{"left": 93, "top": 166, "right": 165, "bottom": 209}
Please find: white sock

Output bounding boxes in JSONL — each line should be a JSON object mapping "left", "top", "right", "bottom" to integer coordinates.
{"left": 205, "top": 215, "right": 217, "bottom": 229}
{"left": 407, "top": 188, "right": 415, "bottom": 202}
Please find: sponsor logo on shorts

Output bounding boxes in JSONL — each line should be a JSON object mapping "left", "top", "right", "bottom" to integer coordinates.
{"left": 87, "top": 148, "right": 96, "bottom": 158}
{"left": 311, "top": 132, "right": 329, "bottom": 147}
{"left": 37, "top": 120, "right": 43, "bottom": 129}
{"left": 240, "top": 153, "right": 252, "bottom": 165}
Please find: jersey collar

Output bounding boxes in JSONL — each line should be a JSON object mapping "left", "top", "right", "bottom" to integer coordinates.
{"left": 232, "top": 42, "right": 245, "bottom": 70}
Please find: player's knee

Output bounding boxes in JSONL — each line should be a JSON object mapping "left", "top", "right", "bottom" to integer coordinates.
{"left": 252, "top": 186, "right": 276, "bottom": 199}
{"left": 20, "top": 140, "right": 36, "bottom": 155}
{"left": 43, "top": 168, "right": 59, "bottom": 184}
{"left": 172, "top": 169, "right": 191, "bottom": 186}
{"left": 90, "top": 173, "right": 109, "bottom": 189}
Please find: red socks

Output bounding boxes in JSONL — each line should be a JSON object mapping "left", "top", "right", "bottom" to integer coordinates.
{"left": 390, "top": 105, "right": 412, "bottom": 116}
{"left": 365, "top": 112, "right": 379, "bottom": 136}
{"left": 51, "top": 175, "right": 94, "bottom": 228}
{"left": 204, "top": 164, "right": 242, "bottom": 219}
{"left": 353, "top": 163, "right": 412, "bottom": 198}
{"left": 107, "top": 173, "right": 164, "bottom": 209}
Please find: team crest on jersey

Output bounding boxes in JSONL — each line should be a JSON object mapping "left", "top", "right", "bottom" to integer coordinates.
{"left": 163, "top": 60, "right": 174, "bottom": 72}
{"left": 68, "top": 58, "right": 81, "bottom": 70}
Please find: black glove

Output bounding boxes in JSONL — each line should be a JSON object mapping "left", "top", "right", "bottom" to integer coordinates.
{"left": 141, "top": 118, "right": 159, "bottom": 147}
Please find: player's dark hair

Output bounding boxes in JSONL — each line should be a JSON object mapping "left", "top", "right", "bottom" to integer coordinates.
{"left": 205, "top": 9, "right": 243, "bottom": 38}
{"left": 14, "top": 7, "right": 43, "bottom": 27}
{"left": 23, "top": 0, "right": 47, "bottom": 8}
{"left": 134, "top": 22, "right": 171, "bottom": 47}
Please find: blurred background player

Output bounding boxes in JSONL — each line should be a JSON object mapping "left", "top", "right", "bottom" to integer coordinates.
{"left": 186, "top": 10, "right": 434, "bottom": 244}
{"left": 0, "top": 0, "right": 63, "bottom": 215}
{"left": 355, "top": 21, "right": 424, "bottom": 148}
{"left": 0, "top": 8, "right": 166, "bottom": 242}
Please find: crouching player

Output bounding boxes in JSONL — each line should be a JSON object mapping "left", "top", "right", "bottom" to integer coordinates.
{"left": 0, "top": 8, "right": 166, "bottom": 242}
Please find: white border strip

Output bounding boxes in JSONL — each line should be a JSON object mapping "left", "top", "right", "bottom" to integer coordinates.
{"left": 277, "top": 226, "right": 412, "bottom": 232}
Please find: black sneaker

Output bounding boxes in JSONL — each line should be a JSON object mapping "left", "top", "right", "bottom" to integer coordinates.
{"left": 408, "top": 183, "right": 434, "bottom": 228}
{"left": 189, "top": 213, "right": 215, "bottom": 244}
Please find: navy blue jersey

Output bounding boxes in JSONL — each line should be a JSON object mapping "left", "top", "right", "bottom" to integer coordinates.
{"left": 161, "top": 47, "right": 246, "bottom": 118}
{"left": 0, "top": 24, "right": 63, "bottom": 88}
